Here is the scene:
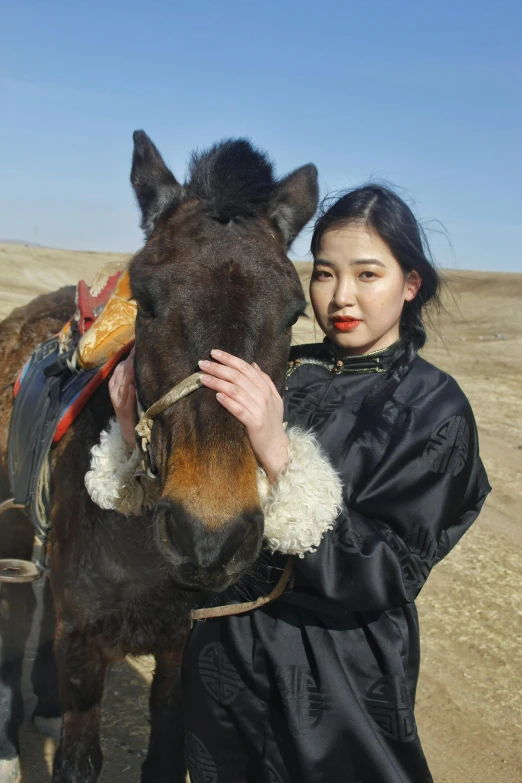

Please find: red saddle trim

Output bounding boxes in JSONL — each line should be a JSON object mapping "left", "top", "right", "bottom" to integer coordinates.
{"left": 14, "top": 365, "right": 26, "bottom": 398}
{"left": 77, "top": 272, "right": 122, "bottom": 336}
{"left": 13, "top": 267, "right": 132, "bottom": 446}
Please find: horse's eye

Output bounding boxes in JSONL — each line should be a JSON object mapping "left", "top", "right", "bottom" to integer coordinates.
{"left": 286, "top": 310, "right": 305, "bottom": 330}
{"left": 136, "top": 298, "right": 155, "bottom": 319}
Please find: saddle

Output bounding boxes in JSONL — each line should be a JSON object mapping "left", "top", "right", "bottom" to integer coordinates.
{"left": 4, "top": 265, "right": 137, "bottom": 578}
{"left": 60, "top": 261, "right": 137, "bottom": 369}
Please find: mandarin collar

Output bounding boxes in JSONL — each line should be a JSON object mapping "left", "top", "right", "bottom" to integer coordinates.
{"left": 323, "top": 338, "right": 399, "bottom": 374}
{"left": 287, "top": 338, "right": 400, "bottom": 378}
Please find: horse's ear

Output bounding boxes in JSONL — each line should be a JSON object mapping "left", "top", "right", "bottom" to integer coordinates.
{"left": 131, "top": 130, "right": 184, "bottom": 237}
{"left": 270, "top": 164, "right": 319, "bottom": 249}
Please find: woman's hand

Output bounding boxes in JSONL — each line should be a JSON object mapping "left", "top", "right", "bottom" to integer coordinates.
{"left": 109, "top": 346, "right": 138, "bottom": 450}
{"left": 199, "top": 349, "right": 289, "bottom": 483}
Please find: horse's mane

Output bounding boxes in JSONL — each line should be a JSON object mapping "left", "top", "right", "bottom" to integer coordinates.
{"left": 185, "top": 139, "right": 275, "bottom": 222}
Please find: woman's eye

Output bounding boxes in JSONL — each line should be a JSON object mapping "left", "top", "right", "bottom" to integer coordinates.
{"left": 359, "top": 271, "right": 376, "bottom": 280}
{"left": 313, "top": 270, "right": 332, "bottom": 280}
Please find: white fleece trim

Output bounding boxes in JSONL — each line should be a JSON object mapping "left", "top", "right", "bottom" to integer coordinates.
{"left": 85, "top": 423, "right": 343, "bottom": 556}
{"left": 257, "top": 427, "right": 343, "bottom": 557}
{"left": 85, "top": 418, "right": 144, "bottom": 515}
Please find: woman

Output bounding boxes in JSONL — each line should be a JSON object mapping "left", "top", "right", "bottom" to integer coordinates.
{"left": 89, "top": 185, "right": 491, "bottom": 782}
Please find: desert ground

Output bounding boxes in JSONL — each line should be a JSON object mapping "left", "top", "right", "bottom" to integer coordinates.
{"left": 0, "top": 242, "right": 520, "bottom": 782}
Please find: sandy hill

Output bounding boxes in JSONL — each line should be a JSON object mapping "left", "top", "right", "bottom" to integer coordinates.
{"left": 0, "top": 243, "right": 520, "bottom": 782}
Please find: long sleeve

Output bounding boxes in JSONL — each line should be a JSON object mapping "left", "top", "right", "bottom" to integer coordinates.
{"left": 266, "top": 378, "right": 491, "bottom": 613}
{"left": 257, "top": 427, "right": 343, "bottom": 555}
{"left": 84, "top": 418, "right": 158, "bottom": 514}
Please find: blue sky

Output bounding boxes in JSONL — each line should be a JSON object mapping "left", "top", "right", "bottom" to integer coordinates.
{"left": 1, "top": 0, "right": 521, "bottom": 271}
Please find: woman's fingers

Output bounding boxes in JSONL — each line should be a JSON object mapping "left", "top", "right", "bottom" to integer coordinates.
{"left": 198, "top": 350, "right": 284, "bottom": 426}
{"left": 199, "top": 350, "right": 278, "bottom": 395}
{"left": 200, "top": 354, "right": 257, "bottom": 383}
{"left": 214, "top": 392, "right": 250, "bottom": 424}
{"left": 206, "top": 350, "right": 282, "bottom": 398}
{"left": 109, "top": 360, "right": 135, "bottom": 408}
{"left": 198, "top": 351, "right": 285, "bottom": 418}
{"left": 122, "top": 354, "right": 135, "bottom": 382}
{"left": 209, "top": 349, "right": 252, "bottom": 371}
{"left": 108, "top": 356, "right": 138, "bottom": 448}
{"left": 122, "top": 381, "right": 137, "bottom": 410}
{"left": 200, "top": 374, "right": 260, "bottom": 417}
{"left": 199, "top": 361, "right": 267, "bottom": 405}
{"left": 252, "top": 361, "right": 281, "bottom": 398}
{"left": 109, "top": 363, "right": 122, "bottom": 398}
{"left": 209, "top": 350, "right": 267, "bottom": 387}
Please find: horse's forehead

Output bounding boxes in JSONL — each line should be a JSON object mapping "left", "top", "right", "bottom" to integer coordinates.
{"left": 132, "top": 205, "right": 303, "bottom": 301}
{"left": 164, "top": 205, "right": 279, "bottom": 253}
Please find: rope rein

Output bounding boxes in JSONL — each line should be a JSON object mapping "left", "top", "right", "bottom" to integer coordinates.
{"left": 190, "top": 558, "right": 294, "bottom": 627}
{"left": 135, "top": 371, "right": 204, "bottom": 454}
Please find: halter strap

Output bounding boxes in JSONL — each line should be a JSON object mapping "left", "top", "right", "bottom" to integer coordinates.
{"left": 189, "top": 557, "right": 294, "bottom": 626}
{"left": 135, "top": 373, "right": 295, "bottom": 621}
{"left": 135, "top": 371, "right": 203, "bottom": 453}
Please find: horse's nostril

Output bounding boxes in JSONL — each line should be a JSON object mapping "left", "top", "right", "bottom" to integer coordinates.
{"left": 153, "top": 499, "right": 263, "bottom": 575}
{"left": 220, "top": 511, "right": 264, "bottom": 573}
{"left": 153, "top": 500, "right": 194, "bottom": 566}
{"left": 218, "top": 516, "right": 250, "bottom": 565}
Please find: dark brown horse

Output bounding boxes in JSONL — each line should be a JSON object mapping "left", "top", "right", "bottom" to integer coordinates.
{"left": 0, "top": 132, "right": 318, "bottom": 782}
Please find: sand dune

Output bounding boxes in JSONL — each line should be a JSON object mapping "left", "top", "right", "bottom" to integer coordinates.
{"left": 1, "top": 243, "right": 520, "bottom": 782}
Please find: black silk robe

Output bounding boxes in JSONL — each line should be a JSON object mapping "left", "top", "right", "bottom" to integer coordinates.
{"left": 182, "top": 341, "right": 491, "bottom": 783}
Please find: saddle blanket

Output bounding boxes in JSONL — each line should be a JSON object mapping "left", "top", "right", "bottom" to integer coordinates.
{"left": 9, "top": 334, "right": 132, "bottom": 535}
{"left": 7, "top": 262, "right": 136, "bottom": 536}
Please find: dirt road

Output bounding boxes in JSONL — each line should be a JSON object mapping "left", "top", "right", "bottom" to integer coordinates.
{"left": 1, "top": 244, "right": 520, "bottom": 782}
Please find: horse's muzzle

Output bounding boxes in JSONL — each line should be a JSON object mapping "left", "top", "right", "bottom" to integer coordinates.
{"left": 152, "top": 499, "right": 263, "bottom": 591}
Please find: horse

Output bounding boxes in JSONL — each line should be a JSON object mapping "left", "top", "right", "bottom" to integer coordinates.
{"left": 0, "top": 131, "right": 318, "bottom": 783}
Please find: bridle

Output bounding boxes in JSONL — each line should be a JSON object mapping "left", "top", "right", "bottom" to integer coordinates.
{"left": 0, "top": 353, "right": 297, "bottom": 612}
{"left": 133, "top": 368, "right": 294, "bottom": 623}
{"left": 135, "top": 371, "right": 203, "bottom": 475}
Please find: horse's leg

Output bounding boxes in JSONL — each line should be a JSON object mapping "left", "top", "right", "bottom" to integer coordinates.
{"left": 31, "top": 577, "right": 61, "bottom": 740}
{"left": 141, "top": 648, "right": 186, "bottom": 783}
{"left": 0, "top": 581, "right": 37, "bottom": 783}
{"left": 51, "top": 624, "right": 108, "bottom": 783}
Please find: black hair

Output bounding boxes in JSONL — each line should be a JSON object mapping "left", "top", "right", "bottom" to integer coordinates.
{"left": 310, "top": 185, "right": 441, "bottom": 442}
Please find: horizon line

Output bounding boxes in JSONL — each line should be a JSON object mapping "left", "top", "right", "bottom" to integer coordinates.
{"left": 0, "top": 240, "right": 519, "bottom": 276}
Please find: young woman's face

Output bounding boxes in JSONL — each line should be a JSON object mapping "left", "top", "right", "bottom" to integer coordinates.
{"left": 310, "top": 224, "right": 421, "bottom": 356}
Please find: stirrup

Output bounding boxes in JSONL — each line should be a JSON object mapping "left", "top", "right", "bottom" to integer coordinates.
{"left": 0, "top": 498, "right": 44, "bottom": 583}
{"left": 0, "top": 558, "right": 41, "bottom": 583}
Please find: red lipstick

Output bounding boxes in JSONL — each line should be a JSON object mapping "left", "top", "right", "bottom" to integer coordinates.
{"left": 332, "top": 316, "right": 362, "bottom": 331}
